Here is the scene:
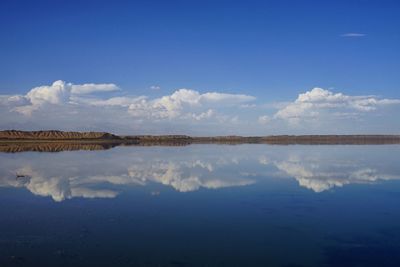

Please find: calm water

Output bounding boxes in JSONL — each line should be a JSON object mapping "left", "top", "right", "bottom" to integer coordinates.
{"left": 1, "top": 144, "right": 400, "bottom": 267}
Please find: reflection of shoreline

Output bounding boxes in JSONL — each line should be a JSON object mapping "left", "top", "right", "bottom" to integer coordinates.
{"left": 0, "top": 141, "right": 197, "bottom": 153}
{"left": 0, "top": 141, "right": 122, "bottom": 153}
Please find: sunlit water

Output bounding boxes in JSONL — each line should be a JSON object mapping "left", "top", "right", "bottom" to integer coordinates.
{"left": 1, "top": 144, "right": 400, "bottom": 266}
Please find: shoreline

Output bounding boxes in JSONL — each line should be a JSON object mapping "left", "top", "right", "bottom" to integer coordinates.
{"left": 1, "top": 130, "right": 400, "bottom": 144}
{"left": 0, "top": 131, "right": 400, "bottom": 152}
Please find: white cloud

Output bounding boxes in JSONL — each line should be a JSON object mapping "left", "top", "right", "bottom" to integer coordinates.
{"left": 258, "top": 115, "right": 271, "bottom": 125}
{"left": 2, "top": 81, "right": 254, "bottom": 119}
{"left": 201, "top": 92, "right": 255, "bottom": 103}
{"left": 274, "top": 87, "right": 400, "bottom": 125}
{"left": 70, "top": 83, "right": 119, "bottom": 95}
{"left": 190, "top": 109, "right": 215, "bottom": 121}
{"left": 341, "top": 33, "right": 366, "bottom": 37}
{"left": 2, "top": 81, "right": 400, "bottom": 134}
{"left": 150, "top": 85, "right": 161, "bottom": 90}
{"left": 0, "top": 80, "right": 258, "bottom": 134}
{"left": 124, "top": 89, "right": 254, "bottom": 120}
{"left": 6, "top": 80, "right": 119, "bottom": 116}
{"left": 240, "top": 103, "right": 257, "bottom": 108}
{"left": 76, "top": 96, "right": 147, "bottom": 107}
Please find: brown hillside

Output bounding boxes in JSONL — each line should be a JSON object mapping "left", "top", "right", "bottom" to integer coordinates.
{"left": 0, "top": 130, "right": 120, "bottom": 140}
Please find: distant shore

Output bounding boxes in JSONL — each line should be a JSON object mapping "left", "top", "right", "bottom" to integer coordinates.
{"left": 1, "top": 130, "right": 400, "bottom": 152}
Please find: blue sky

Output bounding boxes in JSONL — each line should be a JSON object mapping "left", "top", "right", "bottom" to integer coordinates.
{"left": 0, "top": 0, "right": 400, "bottom": 135}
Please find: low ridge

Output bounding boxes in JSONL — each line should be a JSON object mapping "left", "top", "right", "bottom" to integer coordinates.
{"left": 0, "top": 130, "right": 120, "bottom": 140}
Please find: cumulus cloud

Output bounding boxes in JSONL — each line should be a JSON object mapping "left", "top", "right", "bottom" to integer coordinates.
{"left": 1, "top": 81, "right": 400, "bottom": 134}
{"left": 5, "top": 80, "right": 119, "bottom": 116}
{"left": 2, "top": 81, "right": 254, "bottom": 119}
{"left": 274, "top": 87, "right": 400, "bottom": 125}
{"left": 0, "top": 81, "right": 258, "bottom": 133}
{"left": 87, "top": 88, "right": 254, "bottom": 120}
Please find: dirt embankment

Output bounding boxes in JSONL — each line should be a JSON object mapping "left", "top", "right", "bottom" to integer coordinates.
{"left": 0, "top": 130, "right": 120, "bottom": 140}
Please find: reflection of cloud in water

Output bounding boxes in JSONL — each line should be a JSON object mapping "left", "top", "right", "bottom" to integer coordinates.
{"left": 258, "top": 156, "right": 270, "bottom": 165}
{"left": 96, "top": 161, "right": 252, "bottom": 193}
{"left": 1, "top": 145, "right": 399, "bottom": 200}
{"left": 268, "top": 154, "right": 399, "bottom": 192}
{"left": 0, "top": 156, "right": 254, "bottom": 201}
{"left": 4, "top": 166, "right": 118, "bottom": 201}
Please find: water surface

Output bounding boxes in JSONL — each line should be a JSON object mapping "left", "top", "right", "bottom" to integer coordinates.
{"left": 1, "top": 145, "right": 400, "bottom": 266}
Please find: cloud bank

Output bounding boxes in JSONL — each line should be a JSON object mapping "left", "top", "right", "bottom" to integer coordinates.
{"left": 1, "top": 81, "right": 399, "bottom": 134}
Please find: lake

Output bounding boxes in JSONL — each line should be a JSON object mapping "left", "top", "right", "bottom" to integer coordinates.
{"left": 1, "top": 144, "right": 400, "bottom": 266}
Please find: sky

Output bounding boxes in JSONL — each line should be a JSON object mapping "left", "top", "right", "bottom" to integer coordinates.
{"left": 0, "top": 0, "right": 399, "bottom": 135}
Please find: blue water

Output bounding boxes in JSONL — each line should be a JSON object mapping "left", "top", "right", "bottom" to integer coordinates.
{"left": 1, "top": 145, "right": 400, "bottom": 266}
